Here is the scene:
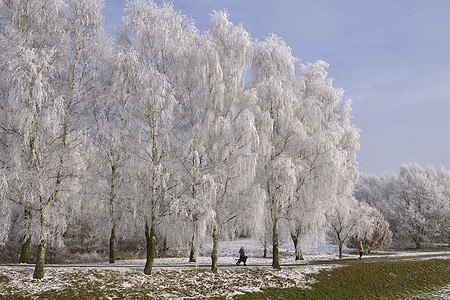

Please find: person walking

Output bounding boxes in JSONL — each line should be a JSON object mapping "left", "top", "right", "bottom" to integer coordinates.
{"left": 358, "top": 241, "right": 364, "bottom": 260}
{"left": 237, "top": 246, "right": 247, "bottom": 266}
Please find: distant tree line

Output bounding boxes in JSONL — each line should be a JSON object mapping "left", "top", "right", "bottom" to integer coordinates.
{"left": 355, "top": 163, "right": 450, "bottom": 249}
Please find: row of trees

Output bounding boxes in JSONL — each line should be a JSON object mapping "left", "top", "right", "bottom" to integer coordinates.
{"left": 0, "top": 0, "right": 387, "bottom": 279}
{"left": 355, "top": 163, "right": 450, "bottom": 249}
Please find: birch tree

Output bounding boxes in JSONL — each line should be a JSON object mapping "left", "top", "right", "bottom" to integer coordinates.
{"left": 348, "top": 205, "right": 392, "bottom": 252}
{"left": 328, "top": 198, "right": 359, "bottom": 258}
{"left": 93, "top": 105, "right": 127, "bottom": 263}
{"left": 0, "top": 0, "right": 109, "bottom": 278}
{"left": 251, "top": 34, "right": 300, "bottom": 269}
{"left": 283, "top": 61, "right": 360, "bottom": 261}
{"left": 196, "top": 11, "right": 259, "bottom": 273}
{"left": 326, "top": 144, "right": 361, "bottom": 259}
{"left": 118, "top": 0, "right": 197, "bottom": 275}
{"left": 91, "top": 51, "right": 131, "bottom": 263}
{"left": 0, "top": 0, "right": 62, "bottom": 266}
{"left": 318, "top": 72, "right": 361, "bottom": 258}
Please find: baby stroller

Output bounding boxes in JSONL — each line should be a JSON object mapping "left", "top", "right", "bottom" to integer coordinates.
{"left": 236, "top": 255, "right": 247, "bottom": 266}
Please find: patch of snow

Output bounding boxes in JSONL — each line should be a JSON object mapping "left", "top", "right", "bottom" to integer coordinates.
{"left": 409, "top": 284, "right": 450, "bottom": 299}
{"left": 0, "top": 263, "right": 335, "bottom": 299}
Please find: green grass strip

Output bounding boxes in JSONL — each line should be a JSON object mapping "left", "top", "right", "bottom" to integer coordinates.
{"left": 235, "top": 259, "right": 450, "bottom": 300}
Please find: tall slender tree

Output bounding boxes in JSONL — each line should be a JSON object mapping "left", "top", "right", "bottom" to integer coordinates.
{"left": 251, "top": 34, "right": 300, "bottom": 269}
{"left": 196, "top": 11, "right": 259, "bottom": 273}
{"left": 287, "top": 61, "right": 360, "bottom": 260}
{"left": 0, "top": 0, "right": 109, "bottom": 278}
{"left": 118, "top": 0, "right": 197, "bottom": 275}
{"left": 91, "top": 51, "right": 130, "bottom": 264}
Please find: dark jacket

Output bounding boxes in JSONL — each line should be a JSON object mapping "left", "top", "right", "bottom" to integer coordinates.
{"left": 239, "top": 248, "right": 246, "bottom": 258}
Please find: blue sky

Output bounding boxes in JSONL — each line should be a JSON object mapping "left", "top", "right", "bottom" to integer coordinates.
{"left": 103, "top": 0, "right": 450, "bottom": 175}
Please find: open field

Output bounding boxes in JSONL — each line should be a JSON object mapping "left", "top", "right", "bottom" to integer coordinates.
{"left": 235, "top": 259, "right": 450, "bottom": 299}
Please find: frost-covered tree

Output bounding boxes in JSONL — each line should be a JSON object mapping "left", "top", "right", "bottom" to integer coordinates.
{"left": 251, "top": 34, "right": 301, "bottom": 269}
{"left": 322, "top": 91, "right": 361, "bottom": 258}
{"left": 392, "top": 163, "right": 448, "bottom": 249}
{"left": 323, "top": 109, "right": 361, "bottom": 259}
{"left": 348, "top": 205, "right": 392, "bottom": 252}
{"left": 118, "top": 0, "right": 197, "bottom": 275}
{"left": 151, "top": 7, "right": 204, "bottom": 263}
{"left": 356, "top": 166, "right": 450, "bottom": 249}
{"left": 154, "top": 9, "right": 262, "bottom": 272}
{"left": 354, "top": 174, "right": 396, "bottom": 251}
{"left": 250, "top": 37, "right": 360, "bottom": 267}
{"left": 193, "top": 11, "right": 259, "bottom": 273}
{"left": 256, "top": 201, "right": 273, "bottom": 259}
{"left": 92, "top": 110, "right": 127, "bottom": 263}
{"left": 435, "top": 167, "right": 450, "bottom": 246}
{"left": 0, "top": 0, "right": 62, "bottom": 265}
{"left": 90, "top": 49, "right": 132, "bottom": 264}
{"left": 328, "top": 199, "right": 378, "bottom": 258}
{"left": 284, "top": 61, "right": 360, "bottom": 261}
{"left": 0, "top": 0, "right": 109, "bottom": 278}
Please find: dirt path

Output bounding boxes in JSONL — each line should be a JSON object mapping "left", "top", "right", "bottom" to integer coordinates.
{"left": 1, "top": 252, "right": 449, "bottom": 270}
{"left": 290, "top": 252, "right": 450, "bottom": 266}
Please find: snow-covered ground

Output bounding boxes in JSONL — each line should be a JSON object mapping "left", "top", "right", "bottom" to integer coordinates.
{"left": 409, "top": 284, "right": 450, "bottom": 300}
{"left": 81, "top": 238, "right": 449, "bottom": 268}
{"left": 1, "top": 239, "right": 449, "bottom": 299}
{"left": 107, "top": 238, "right": 343, "bottom": 267}
{"left": 0, "top": 264, "right": 335, "bottom": 299}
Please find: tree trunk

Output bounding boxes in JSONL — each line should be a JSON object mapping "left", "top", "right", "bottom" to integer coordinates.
{"left": 333, "top": 227, "right": 344, "bottom": 259}
{"left": 189, "top": 245, "right": 196, "bottom": 263}
{"left": 143, "top": 121, "right": 159, "bottom": 275}
{"left": 20, "top": 235, "right": 31, "bottom": 264}
{"left": 33, "top": 204, "right": 48, "bottom": 279}
{"left": 272, "top": 215, "right": 280, "bottom": 270}
{"left": 211, "top": 223, "right": 219, "bottom": 273}
{"left": 144, "top": 216, "right": 157, "bottom": 275}
{"left": 189, "top": 214, "right": 198, "bottom": 262}
{"left": 109, "top": 223, "right": 116, "bottom": 264}
{"left": 291, "top": 232, "right": 304, "bottom": 261}
{"left": 415, "top": 241, "right": 421, "bottom": 249}
{"left": 20, "top": 205, "right": 32, "bottom": 264}
{"left": 109, "top": 165, "right": 117, "bottom": 264}
{"left": 263, "top": 240, "right": 267, "bottom": 258}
